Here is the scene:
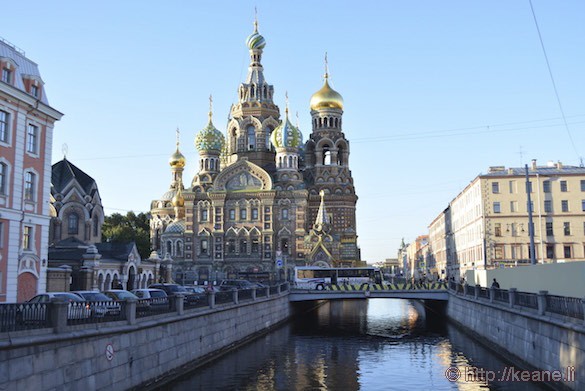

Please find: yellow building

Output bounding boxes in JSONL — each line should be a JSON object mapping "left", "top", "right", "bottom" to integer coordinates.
{"left": 430, "top": 160, "right": 585, "bottom": 279}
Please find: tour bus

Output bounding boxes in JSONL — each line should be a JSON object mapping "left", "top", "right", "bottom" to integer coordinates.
{"left": 293, "top": 266, "right": 383, "bottom": 290}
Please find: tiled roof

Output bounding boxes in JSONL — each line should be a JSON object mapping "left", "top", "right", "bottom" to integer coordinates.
{"left": 52, "top": 158, "right": 97, "bottom": 194}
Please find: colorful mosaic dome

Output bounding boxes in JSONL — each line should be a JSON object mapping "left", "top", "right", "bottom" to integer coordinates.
{"left": 270, "top": 111, "right": 302, "bottom": 149}
{"left": 165, "top": 219, "right": 185, "bottom": 234}
{"left": 246, "top": 23, "right": 266, "bottom": 50}
{"left": 195, "top": 117, "right": 225, "bottom": 153}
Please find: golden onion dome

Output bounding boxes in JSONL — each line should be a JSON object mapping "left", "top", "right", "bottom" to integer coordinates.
{"left": 171, "top": 186, "right": 184, "bottom": 207}
{"left": 169, "top": 148, "right": 186, "bottom": 168}
{"left": 309, "top": 76, "right": 344, "bottom": 111}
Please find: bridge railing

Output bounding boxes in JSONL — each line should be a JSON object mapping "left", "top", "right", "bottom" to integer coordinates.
{"left": 448, "top": 282, "right": 585, "bottom": 324}
{"left": 0, "top": 282, "right": 290, "bottom": 335}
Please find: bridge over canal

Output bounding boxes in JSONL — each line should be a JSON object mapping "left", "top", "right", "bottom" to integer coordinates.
{"left": 289, "top": 282, "right": 449, "bottom": 301}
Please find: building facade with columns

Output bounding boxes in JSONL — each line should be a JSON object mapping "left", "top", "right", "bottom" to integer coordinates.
{"left": 0, "top": 39, "right": 63, "bottom": 302}
{"left": 149, "top": 22, "right": 360, "bottom": 283}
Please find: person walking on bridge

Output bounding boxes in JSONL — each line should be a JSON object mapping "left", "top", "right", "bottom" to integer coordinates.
{"left": 491, "top": 278, "right": 500, "bottom": 289}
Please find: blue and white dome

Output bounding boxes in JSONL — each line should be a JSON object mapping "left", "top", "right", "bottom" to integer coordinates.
{"left": 270, "top": 110, "right": 302, "bottom": 149}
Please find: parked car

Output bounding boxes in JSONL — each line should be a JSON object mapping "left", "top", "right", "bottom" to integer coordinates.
{"left": 148, "top": 283, "right": 204, "bottom": 306}
{"left": 23, "top": 292, "right": 92, "bottom": 322}
{"left": 104, "top": 289, "right": 150, "bottom": 312}
{"left": 131, "top": 288, "right": 169, "bottom": 310}
{"left": 183, "top": 286, "right": 206, "bottom": 294}
{"left": 219, "top": 280, "right": 256, "bottom": 291}
{"left": 71, "top": 291, "right": 120, "bottom": 317}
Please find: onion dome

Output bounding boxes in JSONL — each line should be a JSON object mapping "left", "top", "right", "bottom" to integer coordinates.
{"left": 309, "top": 74, "right": 343, "bottom": 111}
{"left": 164, "top": 220, "right": 186, "bottom": 234}
{"left": 160, "top": 189, "right": 176, "bottom": 201}
{"left": 271, "top": 106, "right": 302, "bottom": 148}
{"left": 246, "top": 20, "right": 266, "bottom": 50}
{"left": 171, "top": 186, "right": 184, "bottom": 208}
{"left": 195, "top": 102, "right": 225, "bottom": 153}
{"left": 169, "top": 130, "right": 186, "bottom": 168}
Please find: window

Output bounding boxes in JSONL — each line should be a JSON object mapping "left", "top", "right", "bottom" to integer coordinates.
{"left": 240, "top": 209, "right": 247, "bottom": 220}
{"left": 494, "top": 223, "right": 502, "bottom": 237}
{"left": 31, "top": 85, "right": 38, "bottom": 98}
{"left": 492, "top": 182, "right": 499, "bottom": 194}
{"left": 581, "top": 180, "right": 585, "bottom": 192}
{"left": 0, "top": 110, "right": 8, "bottom": 143}
{"left": 239, "top": 239, "right": 247, "bottom": 253}
{"left": 68, "top": 213, "right": 79, "bottom": 235}
{"left": 27, "top": 124, "right": 38, "bottom": 154}
{"left": 510, "top": 201, "right": 517, "bottom": 213}
{"left": 526, "top": 201, "right": 533, "bottom": 213}
{"left": 526, "top": 181, "right": 533, "bottom": 193}
{"left": 546, "top": 222, "right": 553, "bottom": 236}
{"left": 229, "top": 209, "right": 235, "bottom": 220}
{"left": 24, "top": 172, "right": 35, "bottom": 201}
{"left": 493, "top": 202, "right": 501, "bottom": 213}
{"left": 0, "top": 162, "right": 6, "bottom": 194}
{"left": 23, "top": 226, "right": 32, "bottom": 250}
{"left": 546, "top": 245, "right": 554, "bottom": 259}
{"left": 201, "top": 209, "right": 208, "bottom": 221}
{"left": 542, "top": 180, "right": 550, "bottom": 193}
{"left": 251, "top": 238, "right": 259, "bottom": 253}
{"left": 0, "top": 221, "right": 3, "bottom": 248}
{"left": 564, "top": 222, "right": 571, "bottom": 236}
{"left": 200, "top": 239, "right": 208, "bottom": 255}
{"left": 1, "top": 68, "right": 11, "bottom": 83}
{"left": 544, "top": 200, "right": 552, "bottom": 213}
{"left": 281, "top": 238, "right": 290, "bottom": 255}
{"left": 509, "top": 180, "right": 516, "bottom": 194}
{"left": 93, "top": 217, "right": 99, "bottom": 236}
{"left": 561, "top": 200, "right": 569, "bottom": 212}
{"left": 582, "top": 200, "right": 585, "bottom": 212}
{"left": 282, "top": 208, "right": 289, "bottom": 220}
{"left": 227, "top": 239, "right": 236, "bottom": 254}
{"left": 247, "top": 125, "right": 256, "bottom": 150}
{"left": 561, "top": 181, "right": 568, "bottom": 192}
{"left": 251, "top": 208, "right": 259, "bottom": 220}
{"left": 564, "top": 245, "right": 572, "bottom": 259}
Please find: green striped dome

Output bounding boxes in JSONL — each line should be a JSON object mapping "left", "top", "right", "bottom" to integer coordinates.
{"left": 195, "top": 118, "right": 225, "bottom": 153}
{"left": 246, "top": 28, "right": 266, "bottom": 50}
{"left": 270, "top": 112, "right": 302, "bottom": 148}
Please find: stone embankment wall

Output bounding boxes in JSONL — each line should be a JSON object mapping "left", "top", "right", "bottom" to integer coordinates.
{"left": 0, "top": 294, "right": 291, "bottom": 390}
{"left": 447, "top": 292, "right": 584, "bottom": 390}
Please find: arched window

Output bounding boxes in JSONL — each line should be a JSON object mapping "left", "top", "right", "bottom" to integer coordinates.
{"left": 247, "top": 125, "right": 256, "bottom": 150}
{"left": 68, "top": 213, "right": 79, "bottom": 234}
{"left": 337, "top": 145, "right": 344, "bottom": 165}
{"left": 239, "top": 239, "right": 247, "bottom": 254}
{"left": 288, "top": 156, "right": 293, "bottom": 168}
{"left": 281, "top": 238, "right": 290, "bottom": 255}
{"left": 93, "top": 216, "right": 99, "bottom": 237}
{"left": 323, "top": 145, "right": 332, "bottom": 165}
{"left": 177, "top": 241, "right": 183, "bottom": 256}
{"left": 200, "top": 239, "right": 208, "bottom": 255}
{"left": 230, "top": 128, "right": 237, "bottom": 152}
{"left": 166, "top": 241, "right": 172, "bottom": 256}
{"left": 281, "top": 208, "right": 289, "bottom": 220}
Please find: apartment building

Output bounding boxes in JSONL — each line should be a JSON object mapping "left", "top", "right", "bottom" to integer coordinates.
{"left": 0, "top": 38, "right": 62, "bottom": 301}
{"left": 429, "top": 160, "right": 585, "bottom": 279}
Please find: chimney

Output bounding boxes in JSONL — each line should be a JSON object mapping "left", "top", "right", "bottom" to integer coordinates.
{"left": 556, "top": 161, "right": 563, "bottom": 169}
{"left": 531, "top": 159, "right": 537, "bottom": 170}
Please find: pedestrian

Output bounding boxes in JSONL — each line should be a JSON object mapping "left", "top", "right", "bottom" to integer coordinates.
{"left": 491, "top": 278, "right": 500, "bottom": 289}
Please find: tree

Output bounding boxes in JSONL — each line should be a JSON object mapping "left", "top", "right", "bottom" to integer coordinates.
{"left": 102, "top": 212, "right": 150, "bottom": 259}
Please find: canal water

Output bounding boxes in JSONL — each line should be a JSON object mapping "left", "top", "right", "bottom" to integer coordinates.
{"left": 165, "top": 299, "right": 549, "bottom": 390}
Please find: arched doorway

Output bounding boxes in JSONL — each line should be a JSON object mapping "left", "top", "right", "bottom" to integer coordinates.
{"left": 127, "top": 266, "right": 136, "bottom": 290}
{"left": 17, "top": 272, "right": 37, "bottom": 302}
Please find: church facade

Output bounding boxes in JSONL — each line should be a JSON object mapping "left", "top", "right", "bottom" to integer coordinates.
{"left": 149, "top": 22, "right": 360, "bottom": 283}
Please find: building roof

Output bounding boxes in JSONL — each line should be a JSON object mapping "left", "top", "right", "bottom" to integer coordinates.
{"left": 0, "top": 38, "right": 50, "bottom": 105}
{"left": 482, "top": 164, "right": 585, "bottom": 177}
{"left": 52, "top": 158, "right": 98, "bottom": 194}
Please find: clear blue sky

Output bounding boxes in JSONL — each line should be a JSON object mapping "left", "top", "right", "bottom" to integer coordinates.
{"left": 3, "top": 1, "right": 584, "bottom": 262}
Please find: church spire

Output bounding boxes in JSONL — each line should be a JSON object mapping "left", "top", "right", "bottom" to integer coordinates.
{"left": 313, "top": 190, "right": 331, "bottom": 233}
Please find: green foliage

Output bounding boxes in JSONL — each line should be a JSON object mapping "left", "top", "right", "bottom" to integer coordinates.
{"left": 102, "top": 212, "right": 150, "bottom": 259}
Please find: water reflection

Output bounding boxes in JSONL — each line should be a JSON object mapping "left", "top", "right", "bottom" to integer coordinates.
{"left": 167, "top": 299, "right": 547, "bottom": 391}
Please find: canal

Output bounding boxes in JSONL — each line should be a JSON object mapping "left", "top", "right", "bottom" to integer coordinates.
{"left": 164, "top": 299, "right": 547, "bottom": 390}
